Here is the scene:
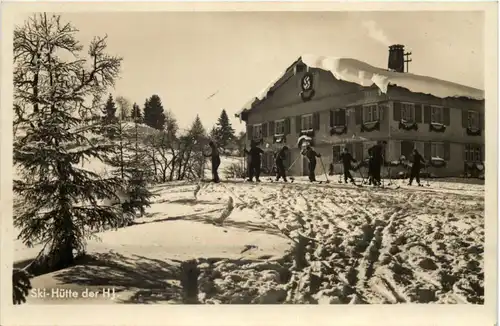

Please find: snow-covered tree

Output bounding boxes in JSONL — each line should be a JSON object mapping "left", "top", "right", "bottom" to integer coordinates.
{"left": 143, "top": 95, "right": 166, "bottom": 130}
{"left": 131, "top": 102, "right": 142, "bottom": 122}
{"left": 13, "top": 14, "right": 126, "bottom": 278}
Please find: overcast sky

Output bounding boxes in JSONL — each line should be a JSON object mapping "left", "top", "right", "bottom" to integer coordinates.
{"left": 15, "top": 11, "right": 484, "bottom": 132}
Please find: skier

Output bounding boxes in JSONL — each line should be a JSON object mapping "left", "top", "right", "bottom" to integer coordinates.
{"left": 408, "top": 148, "right": 426, "bottom": 186}
{"left": 274, "top": 145, "right": 289, "bottom": 182}
{"left": 340, "top": 147, "right": 357, "bottom": 184}
{"left": 301, "top": 145, "right": 321, "bottom": 182}
{"left": 369, "top": 141, "right": 386, "bottom": 186}
{"left": 204, "top": 141, "right": 220, "bottom": 183}
{"left": 366, "top": 148, "right": 373, "bottom": 185}
{"left": 244, "top": 140, "right": 264, "bottom": 182}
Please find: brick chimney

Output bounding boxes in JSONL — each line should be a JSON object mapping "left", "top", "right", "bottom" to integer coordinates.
{"left": 388, "top": 44, "right": 405, "bottom": 73}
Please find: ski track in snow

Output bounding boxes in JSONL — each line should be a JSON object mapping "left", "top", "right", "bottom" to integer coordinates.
{"left": 200, "top": 177, "right": 484, "bottom": 304}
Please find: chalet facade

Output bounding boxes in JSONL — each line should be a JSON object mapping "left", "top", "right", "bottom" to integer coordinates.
{"left": 236, "top": 46, "right": 485, "bottom": 178}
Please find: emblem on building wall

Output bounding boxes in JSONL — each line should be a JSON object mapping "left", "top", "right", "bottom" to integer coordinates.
{"left": 299, "top": 72, "right": 315, "bottom": 102}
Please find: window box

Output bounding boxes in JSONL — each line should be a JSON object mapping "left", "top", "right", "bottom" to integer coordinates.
{"left": 361, "top": 120, "right": 380, "bottom": 132}
{"left": 430, "top": 157, "right": 447, "bottom": 168}
{"left": 299, "top": 128, "right": 315, "bottom": 137}
{"left": 429, "top": 122, "right": 446, "bottom": 133}
{"left": 398, "top": 119, "right": 418, "bottom": 131}
{"left": 273, "top": 133, "right": 287, "bottom": 144}
{"left": 330, "top": 125, "right": 347, "bottom": 135}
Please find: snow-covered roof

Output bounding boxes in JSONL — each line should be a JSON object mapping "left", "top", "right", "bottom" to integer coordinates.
{"left": 236, "top": 54, "right": 484, "bottom": 119}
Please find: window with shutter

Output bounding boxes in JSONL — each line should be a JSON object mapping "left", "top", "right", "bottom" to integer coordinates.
{"left": 362, "top": 104, "right": 379, "bottom": 122}
{"left": 275, "top": 119, "right": 285, "bottom": 135}
{"left": 462, "top": 109, "right": 468, "bottom": 128}
{"left": 301, "top": 114, "right": 313, "bottom": 130}
{"left": 430, "top": 106, "right": 444, "bottom": 124}
{"left": 330, "top": 111, "right": 335, "bottom": 127}
{"left": 415, "top": 104, "right": 423, "bottom": 123}
{"left": 431, "top": 142, "right": 444, "bottom": 159}
{"left": 467, "top": 111, "right": 479, "bottom": 129}
{"left": 252, "top": 124, "right": 262, "bottom": 139}
{"left": 269, "top": 121, "right": 275, "bottom": 135}
{"left": 401, "top": 103, "right": 415, "bottom": 122}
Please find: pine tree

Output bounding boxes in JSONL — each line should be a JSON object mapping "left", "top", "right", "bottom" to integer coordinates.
{"left": 143, "top": 95, "right": 166, "bottom": 130}
{"left": 13, "top": 14, "right": 126, "bottom": 277}
{"left": 214, "top": 109, "right": 235, "bottom": 149}
{"left": 131, "top": 102, "right": 142, "bottom": 122}
{"left": 101, "top": 94, "right": 118, "bottom": 139}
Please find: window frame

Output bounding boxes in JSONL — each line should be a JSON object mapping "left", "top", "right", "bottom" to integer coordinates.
{"left": 274, "top": 119, "right": 285, "bottom": 135}
{"left": 430, "top": 105, "right": 444, "bottom": 124}
{"left": 467, "top": 110, "right": 479, "bottom": 129}
{"left": 431, "top": 142, "right": 444, "bottom": 159}
{"left": 301, "top": 114, "right": 313, "bottom": 131}
{"left": 362, "top": 104, "right": 379, "bottom": 123}
{"left": 401, "top": 102, "right": 416, "bottom": 122}
{"left": 252, "top": 123, "right": 263, "bottom": 139}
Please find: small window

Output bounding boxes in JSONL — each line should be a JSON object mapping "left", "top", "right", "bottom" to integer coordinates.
{"left": 252, "top": 124, "right": 262, "bottom": 139}
{"left": 301, "top": 114, "right": 313, "bottom": 130}
{"left": 431, "top": 142, "right": 444, "bottom": 158}
{"left": 431, "top": 106, "right": 444, "bottom": 124}
{"left": 401, "top": 103, "right": 415, "bottom": 122}
{"left": 467, "top": 111, "right": 479, "bottom": 129}
{"left": 465, "top": 144, "right": 482, "bottom": 162}
{"left": 363, "top": 104, "right": 379, "bottom": 123}
{"left": 274, "top": 119, "right": 285, "bottom": 135}
{"left": 333, "top": 109, "right": 346, "bottom": 126}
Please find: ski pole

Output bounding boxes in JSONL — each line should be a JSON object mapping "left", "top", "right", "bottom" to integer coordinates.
{"left": 319, "top": 157, "right": 330, "bottom": 183}
{"left": 287, "top": 155, "right": 300, "bottom": 172}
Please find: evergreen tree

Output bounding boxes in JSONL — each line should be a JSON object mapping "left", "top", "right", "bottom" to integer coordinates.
{"left": 214, "top": 109, "right": 235, "bottom": 149}
{"left": 102, "top": 94, "right": 117, "bottom": 124}
{"left": 13, "top": 13, "right": 126, "bottom": 280}
{"left": 143, "top": 95, "right": 166, "bottom": 130}
{"left": 131, "top": 102, "right": 142, "bottom": 122}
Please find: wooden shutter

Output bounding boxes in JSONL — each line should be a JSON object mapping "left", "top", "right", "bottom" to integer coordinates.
{"left": 313, "top": 112, "right": 320, "bottom": 131}
{"left": 444, "top": 142, "right": 451, "bottom": 160}
{"left": 330, "top": 110, "right": 335, "bottom": 127}
{"left": 423, "top": 105, "right": 431, "bottom": 123}
{"left": 480, "top": 112, "right": 484, "bottom": 130}
{"left": 355, "top": 106, "right": 363, "bottom": 125}
{"left": 355, "top": 142, "right": 363, "bottom": 161}
{"left": 295, "top": 116, "right": 301, "bottom": 133}
{"left": 462, "top": 109, "right": 468, "bottom": 128}
{"left": 379, "top": 104, "right": 384, "bottom": 121}
{"left": 269, "top": 121, "right": 275, "bottom": 135}
{"left": 415, "top": 104, "right": 423, "bottom": 123}
{"left": 262, "top": 122, "right": 268, "bottom": 137}
{"left": 246, "top": 124, "right": 252, "bottom": 140}
{"left": 393, "top": 101, "right": 401, "bottom": 121}
{"left": 443, "top": 107, "right": 450, "bottom": 126}
{"left": 284, "top": 118, "right": 291, "bottom": 135}
{"left": 340, "top": 109, "right": 346, "bottom": 125}
{"left": 424, "top": 142, "right": 431, "bottom": 160}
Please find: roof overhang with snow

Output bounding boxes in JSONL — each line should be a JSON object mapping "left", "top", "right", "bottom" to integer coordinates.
{"left": 235, "top": 55, "right": 484, "bottom": 121}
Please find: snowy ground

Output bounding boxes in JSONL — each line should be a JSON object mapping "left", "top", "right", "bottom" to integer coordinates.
{"left": 13, "top": 171, "right": 484, "bottom": 305}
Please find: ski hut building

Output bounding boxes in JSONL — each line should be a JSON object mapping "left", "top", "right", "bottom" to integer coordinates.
{"left": 235, "top": 45, "right": 485, "bottom": 178}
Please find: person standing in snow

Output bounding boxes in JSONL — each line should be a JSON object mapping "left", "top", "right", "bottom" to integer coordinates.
{"left": 274, "top": 145, "right": 289, "bottom": 182}
{"left": 244, "top": 140, "right": 264, "bottom": 182}
{"left": 369, "top": 141, "right": 386, "bottom": 186}
{"left": 408, "top": 148, "right": 426, "bottom": 186}
{"left": 204, "top": 141, "right": 221, "bottom": 183}
{"left": 340, "top": 147, "right": 357, "bottom": 184}
{"left": 301, "top": 145, "right": 321, "bottom": 182}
